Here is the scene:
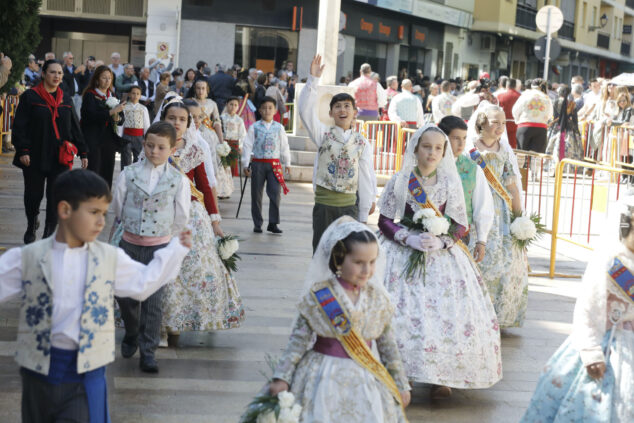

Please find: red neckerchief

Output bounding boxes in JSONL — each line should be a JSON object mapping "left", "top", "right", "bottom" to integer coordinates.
{"left": 32, "top": 83, "right": 64, "bottom": 140}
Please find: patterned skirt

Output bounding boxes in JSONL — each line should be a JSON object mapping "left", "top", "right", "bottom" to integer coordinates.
{"left": 380, "top": 236, "right": 502, "bottom": 388}
{"left": 162, "top": 200, "right": 245, "bottom": 331}
{"left": 520, "top": 329, "right": 634, "bottom": 423}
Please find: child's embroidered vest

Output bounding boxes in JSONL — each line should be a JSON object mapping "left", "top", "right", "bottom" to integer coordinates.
{"left": 121, "top": 162, "right": 182, "bottom": 237}
{"left": 123, "top": 103, "right": 145, "bottom": 129}
{"left": 456, "top": 155, "right": 477, "bottom": 225}
{"left": 395, "top": 94, "right": 419, "bottom": 122}
{"left": 253, "top": 120, "right": 284, "bottom": 159}
{"left": 221, "top": 114, "right": 244, "bottom": 140}
{"left": 315, "top": 127, "right": 366, "bottom": 194}
{"left": 17, "top": 239, "right": 117, "bottom": 375}
{"left": 355, "top": 76, "right": 378, "bottom": 110}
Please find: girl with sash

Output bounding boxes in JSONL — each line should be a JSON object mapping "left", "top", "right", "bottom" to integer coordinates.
{"left": 467, "top": 102, "right": 528, "bottom": 328}
{"left": 269, "top": 216, "right": 411, "bottom": 422}
{"left": 377, "top": 125, "right": 502, "bottom": 399}
{"left": 520, "top": 195, "right": 634, "bottom": 422}
{"left": 160, "top": 101, "right": 245, "bottom": 341}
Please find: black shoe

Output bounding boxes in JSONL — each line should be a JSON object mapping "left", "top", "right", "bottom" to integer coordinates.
{"left": 267, "top": 224, "right": 283, "bottom": 234}
{"left": 121, "top": 339, "right": 138, "bottom": 358}
{"left": 253, "top": 227, "right": 262, "bottom": 233}
{"left": 42, "top": 223, "right": 56, "bottom": 239}
{"left": 139, "top": 356, "right": 159, "bottom": 373}
{"left": 23, "top": 219, "right": 39, "bottom": 244}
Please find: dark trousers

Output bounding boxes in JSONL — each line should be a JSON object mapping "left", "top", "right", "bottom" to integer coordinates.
{"left": 115, "top": 240, "right": 168, "bottom": 360}
{"left": 312, "top": 203, "right": 359, "bottom": 252}
{"left": 517, "top": 126, "right": 548, "bottom": 153}
{"left": 250, "top": 161, "right": 281, "bottom": 229}
{"left": 22, "top": 165, "right": 64, "bottom": 228}
{"left": 21, "top": 368, "right": 89, "bottom": 423}
{"left": 87, "top": 140, "right": 117, "bottom": 188}
{"left": 120, "top": 134, "right": 144, "bottom": 170}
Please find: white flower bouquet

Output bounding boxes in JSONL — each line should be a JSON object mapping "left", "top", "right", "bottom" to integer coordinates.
{"left": 240, "top": 355, "right": 302, "bottom": 423}
{"left": 216, "top": 142, "right": 239, "bottom": 168}
{"left": 216, "top": 234, "right": 241, "bottom": 273}
{"left": 510, "top": 212, "right": 545, "bottom": 249}
{"left": 105, "top": 96, "right": 120, "bottom": 109}
{"left": 400, "top": 208, "right": 451, "bottom": 280}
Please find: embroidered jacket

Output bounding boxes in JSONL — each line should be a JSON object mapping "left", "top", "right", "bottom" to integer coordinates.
{"left": 18, "top": 239, "right": 117, "bottom": 375}
{"left": 252, "top": 120, "right": 286, "bottom": 160}
{"left": 122, "top": 102, "right": 148, "bottom": 130}
{"left": 121, "top": 161, "right": 183, "bottom": 237}
{"left": 456, "top": 155, "right": 477, "bottom": 225}
{"left": 315, "top": 127, "right": 366, "bottom": 195}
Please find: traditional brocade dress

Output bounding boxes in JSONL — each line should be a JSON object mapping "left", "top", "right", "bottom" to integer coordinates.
{"left": 273, "top": 279, "right": 409, "bottom": 423}
{"left": 521, "top": 247, "right": 634, "bottom": 423}
{"left": 475, "top": 146, "right": 529, "bottom": 328}
{"left": 162, "top": 138, "right": 245, "bottom": 331}
{"left": 378, "top": 169, "right": 502, "bottom": 388}
{"left": 198, "top": 124, "right": 234, "bottom": 198}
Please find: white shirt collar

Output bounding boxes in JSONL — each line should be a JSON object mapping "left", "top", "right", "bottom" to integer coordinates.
{"left": 52, "top": 237, "right": 88, "bottom": 251}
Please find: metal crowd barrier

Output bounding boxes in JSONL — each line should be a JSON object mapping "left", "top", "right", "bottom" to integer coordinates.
{"left": 363, "top": 121, "right": 402, "bottom": 175}
{"left": 284, "top": 103, "right": 294, "bottom": 133}
{"left": 578, "top": 120, "right": 633, "bottom": 168}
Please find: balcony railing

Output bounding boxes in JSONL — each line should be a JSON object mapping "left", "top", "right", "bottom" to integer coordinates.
{"left": 516, "top": 5, "right": 537, "bottom": 31}
{"left": 598, "top": 32, "right": 610, "bottom": 49}
{"left": 622, "top": 42, "right": 631, "bottom": 56}
{"left": 558, "top": 21, "right": 575, "bottom": 41}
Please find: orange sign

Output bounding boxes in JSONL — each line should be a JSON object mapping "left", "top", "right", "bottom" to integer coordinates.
{"left": 379, "top": 22, "right": 391, "bottom": 37}
{"left": 360, "top": 18, "right": 374, "bottom": 34}
{"left": 415, "top": 29, "right": 426, "bottom": 42}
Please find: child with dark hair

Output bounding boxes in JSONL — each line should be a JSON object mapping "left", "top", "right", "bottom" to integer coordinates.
{"left": 0, "top": 169, "right": 191, "bottom": 423}
{"left": 268, "top": 216, "right": 411, "bottom": 422}
{"left": 221, "top": 96, "right": 247, "bottom": 178}
{"left": 111, "top": 121, "right": 191, "bottom": 372}
{"left": 299, "top": 54, "right": 377, "bottom": 251}
{"left": 242, "top": 96, "right": 291, "bottom": 234}
{"left": 120, "top": 84, "right": 151, "bottom": 168}
{"left": 438, "top": 115, "right": 494, "bottom": 262}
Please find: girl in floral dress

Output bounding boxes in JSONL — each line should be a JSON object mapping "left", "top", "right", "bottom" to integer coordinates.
{"left": 160, "top": 101, "right": 245, "bottom": 337}
{"left": 269, "top": 217, "right": 411, "bottom": 423}
{"left": 378, "top": 124, "right": 502, "bottom": 399}
{"left": 467, "top": 103, "right": 528, "bottom": 328}
{"left": 184, "top": 99, "right": 234, "bottom": 198}
{"left": 521, "top": 195, "right": 634, "bottom": 423}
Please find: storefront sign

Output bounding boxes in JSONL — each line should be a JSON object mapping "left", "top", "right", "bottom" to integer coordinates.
{"left": 410, "top": 24, "right": 442, "bottom": 49}
{"left": 353, "top": 0, "right": 472, "bottom": 29}
{"left": 342, "top": 9, "right": 402, "bottom": 42}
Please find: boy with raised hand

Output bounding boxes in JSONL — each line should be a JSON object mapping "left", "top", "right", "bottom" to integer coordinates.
{"left": 111, "top": 121, "right": 191, "bottom": 373}
{"left": 242, "top": 96, "right": 291, "bottom": 234}
{"left": 0, "top": 169, "right": 191, "bottom": 423}
{"left": 299, "top": 54, "right": 377, "bottom": 251}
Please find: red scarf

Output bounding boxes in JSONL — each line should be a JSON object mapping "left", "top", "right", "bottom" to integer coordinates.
{"left": 89, "top": 88, "right": 111, "bottom": 101}
{"left": 32, "top": 83, "right": 64, "bottom": 140}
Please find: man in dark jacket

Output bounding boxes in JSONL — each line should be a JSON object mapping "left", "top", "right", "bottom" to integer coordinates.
{"left": 61, "top": 51, "right": 78, "bottom": 97}
{"left": 208, "top": 64, "right": 235, "bottom": 112}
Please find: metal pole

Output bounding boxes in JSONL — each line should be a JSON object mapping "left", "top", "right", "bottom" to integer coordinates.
{"left": 543, "top": 8, "right": 552, "bottom": 80}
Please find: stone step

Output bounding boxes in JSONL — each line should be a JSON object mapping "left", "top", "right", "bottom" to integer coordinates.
{"left": 290, "top": 150, "right": 316, "bottom": 166}
{"left": 285, "top": 164, "right": 314, "bottom": 182}
{"left": 288, "top": 135, "right": 317, "bottom": 152}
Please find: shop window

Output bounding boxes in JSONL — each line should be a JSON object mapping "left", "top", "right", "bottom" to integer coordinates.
{"left": 353, "top": 39, "right": 387, "bottom": 80}
{"left": 398, "top": 45, "right": 426, "bottom": 82}
{"left": 234, "top": 26, "right": 298, "bottom": 73}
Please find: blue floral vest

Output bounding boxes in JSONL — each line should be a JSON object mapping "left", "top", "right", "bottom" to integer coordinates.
{"left": 253, "top": 120, "right": 284, "bottom": 159}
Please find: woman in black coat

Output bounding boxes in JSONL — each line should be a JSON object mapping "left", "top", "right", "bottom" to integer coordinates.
{"left": 81, "top": 65, "right": 125, "bottom": 187}
{"left": 12, "top": 60, "right": 88, "bottom": 243}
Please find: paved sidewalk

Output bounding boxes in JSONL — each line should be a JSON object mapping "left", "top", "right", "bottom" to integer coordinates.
{"left": 0, "top": 154, "right": 588, "bottom": 422}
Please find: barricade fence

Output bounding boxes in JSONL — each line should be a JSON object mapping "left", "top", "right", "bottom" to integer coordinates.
{"left": 284, "top": 103, "right": 294, "bottom": 133}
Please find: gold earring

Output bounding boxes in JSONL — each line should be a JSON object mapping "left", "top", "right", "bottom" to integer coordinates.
{"left": 335, "top": 268, "right": 342, "bottom": 277}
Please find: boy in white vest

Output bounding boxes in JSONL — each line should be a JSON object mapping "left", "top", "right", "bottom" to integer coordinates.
{"left": 299, "top": 54, "right": 377, "bottom": 251}
{"left": 242, "top": 96, "right": 291, "bottom": 234}
{"left": 0, "top": 169, "right": 191, "bottom": 423}
{"left": 111, "top": 121, "right": 191, "bottom": 373}
{"left": 221, "top": 96, "right": 247, "bottom": 177}
{"left": 120, "top": 84, "right": 150, "bottom": 168}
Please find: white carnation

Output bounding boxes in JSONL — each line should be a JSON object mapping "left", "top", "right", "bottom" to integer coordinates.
{"left": 424, "top": 216, "right": 450, "bottom": 236}
{"left": 413, "top": 208, "right": 435, "bottom": 223}
{"left": 277, "top": 390, "right": 295, "bottom": 409}
{"left": 105, "top": 96, "right": 120, "bottom": 109}
{"left": 290, "top": 404, "right": 302, "bottom": 420}
{"left": 216, "top": 143, "right": 231, "bottom": 157}
{"left": 218, "top": 243, "right": 233, "bottom": 260}
{"left": 277, "top": 407, "right": 295, "bottom": 423}
{"left": 510, "top": 216, "right": 537, "bottom": 240}
{"left": 256, "top": 410, "right": 276, "bottom": 423}
{"left": 227, "top": 239, "right": 239, "bottom": 255}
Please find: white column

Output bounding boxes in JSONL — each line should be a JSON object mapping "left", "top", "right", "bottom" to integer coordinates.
{"left": 316, "top": 0, "right": 341, "bottom": 85}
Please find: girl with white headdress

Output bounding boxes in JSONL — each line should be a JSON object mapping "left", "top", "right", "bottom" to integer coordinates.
{"left": 269, "top": 216, "right": 411, "bottom": 423}
{"left": 520, "top": 194, "right": 634, "bottom": 423}
{"left": 467, "top": 102, "right": 528, "bottom": 328}
{"left": 377, "top": 124, "right": 502, "bottom": 399}
{"left": 160, "top": 100, "right": 245, "bottom": 341}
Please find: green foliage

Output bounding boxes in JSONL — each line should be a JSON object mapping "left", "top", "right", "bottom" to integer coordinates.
{"left": 0, "top": 0, "right": 42, "bottom": 92}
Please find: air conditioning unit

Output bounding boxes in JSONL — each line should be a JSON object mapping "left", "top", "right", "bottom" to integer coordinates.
{"left": 481, "top": 35, "right": 495, "bottom": 51}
